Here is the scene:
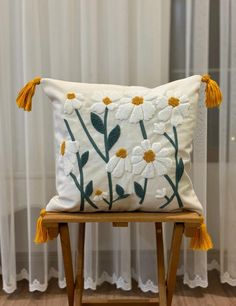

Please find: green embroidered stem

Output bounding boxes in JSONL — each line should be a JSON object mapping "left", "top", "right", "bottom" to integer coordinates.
{"left": 160, "top": 126, "right": 184, "bottom": 209}
{"left": 76, "top": 152, "right": 85, "bottom": 211}
{"left": 173, "top": 126, "right": 179, "bottom": 187}
{"left": 139, "top": 120, "right": 147, "bottom": 139}
{"left": 69, "top": 172, "right": 98, "bottom": 209}
{"left": 160, "top": 193, "right": 175, "bottom": 209}
{"left": 139, "top": 178, "right": 148, "bottom": 204}
{"left": 64, "top": 119, "right": 75, "bottom": 141}
{"left": 163, "top": 132, "right": 176, "bottom": 149}
{"left": 75, "top": 109, "right": 106, "bottom": 162}
{"left": 64, "top": 119, "right": 85, "bottom": 210}
{"left": 103, "top": 108, "right": 113, "bottom": 208}
{"left": 136, "top": 120, "right": 148, "bottom": 203}
{"left": 163, "top": 174, "right": 183, "bottom": 208}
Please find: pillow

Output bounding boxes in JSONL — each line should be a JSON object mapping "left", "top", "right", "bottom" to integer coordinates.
{"left": 16, "top": 75, "right": 221, "bottom": 216}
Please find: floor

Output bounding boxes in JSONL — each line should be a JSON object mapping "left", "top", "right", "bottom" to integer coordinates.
{"left": 0, "top": 271, "right": 236, "bottom": 306}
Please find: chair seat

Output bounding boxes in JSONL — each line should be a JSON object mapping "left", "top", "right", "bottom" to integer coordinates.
{"left": 42, "top": 211, "right": 203, "bottom": 225}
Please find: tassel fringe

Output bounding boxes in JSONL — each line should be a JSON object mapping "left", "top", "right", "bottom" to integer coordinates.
{"left": 201, "top": 74, "right": 222, "bottom": 108}
{"left": 16, "top": 77, "right": 41, "bottom": 111}
{"left": 34, "top": 208, "right": 52, "bottom": 244}
{"left": 190, "top": 223, "right": 213, "bottom": 251}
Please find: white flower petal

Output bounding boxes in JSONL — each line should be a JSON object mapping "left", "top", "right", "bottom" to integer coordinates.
{"left": 125, "top": 158, "right": 132, "bottom": 172}
{"left": 109, "top": 91, "right": 122, "bottom": 102}
{"left": 112, "top": 159, "right": 125, "bottom": 177}
{"left": 142, "top": 102, "right": 155, "bottom": 121}
{"left": 155, "top": 188, "right": 166, "bottom": 198}
{"left": 93, "top": 195, "right": 102, "bottom": 202}
{"left": 179, "top": 94, "right": 189, "bottom": 103}
{"left": 158, "top": 106, "right": 172, "bottom": 121}
{"left": 153, "top": 122, "right": 166, "bottom": 134}
{"left": 154, "top": 160, "right": 168, "bottom": 176}
{"left": 106, "top": 156, "right": 119, "bottom": 173}
{"left": 107, "top": 103, "right": 118, "bottom": 111}
{"left": 91, "top": 102, "right": 106, "bottom": 114}
{"left": 157, "top": 156, "right": 172, "bottom": 168}
{"left": 129, "top": 105, "right": 144, "bottom": 123}
{"left": 177, "top": 103, "right": 190, "bottom": 116}
{"left": 102, "top": 192, "right": 108, "bottom": 198}
{"left": 152, "top": 142, "right": 162, "bottom": 153}
{"left": 141, "top": 139, "right": 151, "bottom": 150}
{"left": 66, "top": 140, "right": 79, "bottom": 153}
{"left": 120, "top": 97, "right": 131, "bottom": 104}
{"left": 155, "top": 96, "right": 168, "bottom": 109}
{"left": 116, "top": 103, "right": 134, "bottom": 120}
{"left": 72, "top": 99, "right": 82, "bottom": 109}
{"left": 75, "top": 92, "right": 84, "bottom": 100}
{"left": 131, "top": 155, "right": 143, "bottom": 164}
{"left": 132, "top": 146, "right": 144, "bottom": 155}
{"left": 64, "top": 101, "right": 74, "bottom": 114}
{"left": 91, "top": 92, "right": 105, "bottom": 102}
{"left": 157, "top": 148, "right": 171, "bottom": 157}
{"left": 132, "top": 160, "right": 146, "bottom": 175}
{"left": 141, "top": 163, "right": 155, "bottom": 178}
{"left": 171, "top": 108, "right": 184, "bottom": 126}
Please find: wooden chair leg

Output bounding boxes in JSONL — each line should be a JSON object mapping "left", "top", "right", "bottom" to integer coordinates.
{"left": 59, "top": 223, "right": 75, "bottom": 306}
{"left": 74, "top": 223, "right": 86, "bottom": 306}
{"left": 166, "top": 223, "right": 184, "bottom": 306}
{"left": 155, "top": 222, "right": 167, "bottom": 306}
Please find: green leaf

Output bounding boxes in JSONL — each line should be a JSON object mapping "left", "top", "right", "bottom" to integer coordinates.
{"left": 91, "top": 112, "right": 105, "bottom": 134}
{"left": 85, "top": 180, "right": 93, "bottom": 197}
{"left": 134, "top": 181, "right": 144, "bottom": 199}
{"left": 116, "top": 184, "right": 124, "bottom": 197}
{"left": 120, "top": 194, "right": 130, "bottom": 199}
{"left": 176, "top": 158, "right": 184, "bottom": 182}
{"left": 108, "top": 125, "right": 121, "bottom": 151}
{"left": 81, "top": 151, "right": 89, "bottom": 167}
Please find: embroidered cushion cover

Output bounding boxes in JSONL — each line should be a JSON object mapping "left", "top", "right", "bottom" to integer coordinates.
{"left": 16, "top": 75, "right": 221, "bottom": 215}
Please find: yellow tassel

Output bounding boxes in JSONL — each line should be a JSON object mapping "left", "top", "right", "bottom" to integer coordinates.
{"left": 190, "top": 222, "right": 213, "bottom": 251}
{"left": 16, "top": 77, "right": 41, "bottom": 112}
{"left": 201, "top": 74, "right": 222, "bottom": 108}
{"left": 34, "top": 208, "right": 51, "bottom": 244}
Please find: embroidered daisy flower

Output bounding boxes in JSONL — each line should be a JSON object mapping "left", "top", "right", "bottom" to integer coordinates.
{"left": 91, "top": 91, "right": 121, "bottom": 114}
{"left": 93, "top": 189, "right": 108, "bottom": 202}
{"left": 131, "top": 139, "right": 172, "bottom": 178}
{"left": 64, "top": 92, "right": 84, "bottom": 115}
{"left": 106, "top": 148, "right": 132, "bottom": 177}
{"left": 153, "top": 122, "right": 168, "bottom": 135}
{"left": 155, "top": 91, "right": 190, "bottom": 126}
{"left": 155, "top": 188, "right": 167, "bottom": 198}
{"left": 60, "top": 140, "right": 79, "bottom": 175}
{"left": 116, "top": 90, "right": 157, "bottom": 123}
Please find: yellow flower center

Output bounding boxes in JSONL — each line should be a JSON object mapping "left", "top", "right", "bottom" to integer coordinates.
{"left": 132, "top": 96, "right": 144, "bottom": 105}
{"left": 67, "top": 92, "right": 76, "bottom": 100}
{"left": 95, "top": 189, "right": 103, "bottom": 196}
{"left": 103, "top": 97, "right": 112, "bottom": 105}
{"left": 61, "top": 141, "right": 66, "bottom": 156}
{"left": 143, "top": 150, "right": 155, "bottom": 163}
{"left": 115, "top": 148, "right": 128, "bottom": 159}
{"left": 168, "top": 97, "right": 180, "bottom": 107}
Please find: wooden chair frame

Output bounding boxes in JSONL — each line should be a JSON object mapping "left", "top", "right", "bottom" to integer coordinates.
{"left": 42, "top": 212, "right": 203, "bottom": 306}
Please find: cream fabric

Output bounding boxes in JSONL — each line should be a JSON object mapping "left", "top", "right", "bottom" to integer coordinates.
{"left": 41, "top": 75, "right": 203, "bottom": 214}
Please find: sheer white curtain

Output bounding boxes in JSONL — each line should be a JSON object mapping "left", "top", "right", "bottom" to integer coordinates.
{"left": 0, "top": 0, "right": 234, "bottom": 295}
{"left": 219, "top": 0, "right": 236, "bottom": 285}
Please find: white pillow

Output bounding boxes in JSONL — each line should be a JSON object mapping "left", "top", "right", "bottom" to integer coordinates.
{"left": 16, "top": 75, "right": 222, "bottom": 215}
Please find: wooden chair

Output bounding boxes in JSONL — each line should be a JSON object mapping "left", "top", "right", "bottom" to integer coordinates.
{"left": 42, "top": 211, "right": 202, "bottom": 306}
